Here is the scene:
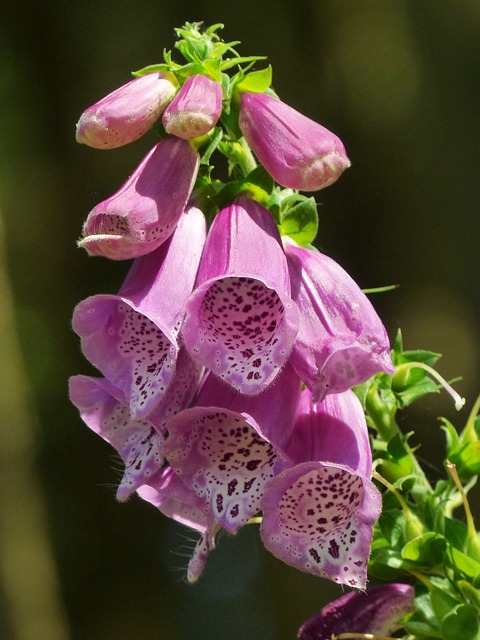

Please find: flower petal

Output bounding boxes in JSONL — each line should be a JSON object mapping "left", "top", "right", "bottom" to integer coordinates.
{"left": 260, "top": 461, "right": 382, "bottom": 587}
{"left": 165, "top": 406, "right": 279, "bottom": 533}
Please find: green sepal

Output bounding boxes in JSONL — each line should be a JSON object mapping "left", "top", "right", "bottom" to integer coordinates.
{"left": 234, "top": 65, "right": 272, "bottom": 94}
{"left": 244, "top": 166, "right": 274, "bottom": 196}
{"left": 277, "top": 195, "right": 319, "bottom": 246}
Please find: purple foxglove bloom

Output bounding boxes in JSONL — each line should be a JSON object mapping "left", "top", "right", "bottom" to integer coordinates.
{"left": 260, "top": 389, "right": 382, "bottom": 588}
{"left": 162, "top": 74, "right": 223, "bottom": 139}
{"left": 73, "top": 206, "right": 206, "bottom": 419}
{"left": 76, "top": 72, "right": 178, "bottom": 149}
{"left": 80, "top": 136, "right": 200, "bottom": 260}
{"left": 284, "top": 238, "right": 394, "bottom": 401}
{"left": 164, "top": 364, "right": 302, "bottom": 534}
{"left": 182, "top": 196, "right": 299, "bottom": 395}
{"left": 239, "top": 92, "right": 350, "bottom": 191}
{"left": 297, "top": 583, "right": 415, "bottom": 640}
{"left": 69, "top": 375, "right": 165, "bottom": 501}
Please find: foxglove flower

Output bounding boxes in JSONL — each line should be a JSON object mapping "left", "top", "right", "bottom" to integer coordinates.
{"left": 239, "top": 91, "right": 350, "bottom": 191}
{"left": 260, "top": 389, "right": 382, "bottom": 588}
{"left": 182, "top": 196, "right": 299, "bottom": 395}
{"left": 69, "top": 375, "right": 165, "bottom": 501}
{"left": 285, "top": 238, "right": 394, "bottom": 401}
{"left": 164, "top": 364, "right": 302, "bottom": 534}
{"left": 162, "top": 74, "right": 223, "bottom": 139}
{"left": 297, "top": 583, "right": 415, "bottom": 640}
{"left": 76, "top": 72, "right": 178, "bottom": 149}
{"left": 73, "top": 206, "right": 206, "bottom": 419}
{"left": 80, "top": 136, "right": 200, "bottom": 259}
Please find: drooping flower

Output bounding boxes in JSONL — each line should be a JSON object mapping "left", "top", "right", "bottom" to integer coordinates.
{"left": 164, "top": 364, "right": 302, "bottom": 534}
{"left": 239, "top": 91, "right": 350, "bottom": 191}
{"left": 73, "top": 206, "right": 206, "bottom": 419}
{"left": 284, "top": 237, "right": 394, "bottom": 402}
{"left": 69, "top": 375, "right": 165, "bottom": 501}
{"left": 69, "top": 346, "right": 202, "bottom": 501}
{"left": 80, "top": 136, "right": 200, "bottom": 259}
{"left": 260, "top": 389, "right": 382, "bottom": 588}
{"left": 297, "top": 583, "right": 415, "bottom": 640}
{"left": 76, "top": 72, "right": 178, "bottom": 149}
{"left": 162, "top": 74, "right": 223, "bottom": 139}
{"left": 182, "top": 196, "right": 299, "bottom": 395}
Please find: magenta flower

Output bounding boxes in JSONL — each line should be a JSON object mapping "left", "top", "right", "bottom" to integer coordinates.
{"left": 260, "top": 389, "right": 382, "bottom": 588}
{"left": 164, "top": 364, "right": 302, "bottom": 534}
{"left": 80, "top": 136, "right": 200, "bottom": 259}
{"left": 73, "top": 206, "right": 206, "bottom": 419}
{"left": 285, "top": 238, "right": 394, "bottom": 401}
{"left": 182, "top": 196, "right": 299, "bottom": 395}
{"left": 297, "top": 583, "right": 415, "bottom": 640}
{"left": 69, "top": 375, "right": 165, "bottom": 501}
{"left": 239, "top": 91, "right": 350, "bottom": 191}
{"left": 76, "top": 72, "right": 178, "bottom": 149}
{"left": 162, "top": 74, "right": 223, "bottom": 139}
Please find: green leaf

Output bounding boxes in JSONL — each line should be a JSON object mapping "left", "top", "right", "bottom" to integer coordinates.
{"left": 447, "top": 546, "right": 480, "bottom": 579}
{"left": 402, "top": 532, "right": 447, "bottom": 567}
{"left": 404, "top": 591, "right": 442, "bottom": 638}
{"left": 278, "top": 196, "right": 318, "bottom": 246}
{"left": 379, "top": 509, "right": 407, "bottom": 547}
{"left": 245, "top": 166, "right": 274, "bottom": 195}
{"left": 441, "top": 604, "right": 480, "bottom": 640}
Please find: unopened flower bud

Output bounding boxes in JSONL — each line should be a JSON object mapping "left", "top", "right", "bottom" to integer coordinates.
{"left": 162, "top": 74, "right": 223, "bottom": 139}
{"left": 76, "top": 72, "right": 178, "bottom": 149}
{"left": 239, "top": 91, "right": 350, "bottom": 191}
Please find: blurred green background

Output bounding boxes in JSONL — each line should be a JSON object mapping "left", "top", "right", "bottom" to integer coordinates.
{"left": 1, "top": 1, "right": 479, "bottom": 639}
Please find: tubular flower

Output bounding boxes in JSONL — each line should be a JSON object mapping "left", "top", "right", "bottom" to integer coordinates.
{"left": 68, "top": 375, "right": 165, "bottom": 502}
{"left": 73, "top": 206, "right": 206, "bottom": 419}
{"left": 239, "top": 91, "right": 350, "bottom": 191}
{"left": 297, "top": 583, "right": 415, "bottom": 640}
{"left": 80, "top": 136, "right": 200, "bottom": 260}
{"left": 76, "top": 72, "right": 178, "bottom": 149}
{"left": 164, "top": 364, "right": 302, "bottom": 534}
{"left": 260, "top": 389, "right": 382, "bottom": 588}
{"left": 182, "top": 196, "right": 299, "bottom": 395}
{"left": 284, "top": 237, "right": 394, "bottom": 402}
{"left": 162, "top": 74, "right": 223, "bottom": 139}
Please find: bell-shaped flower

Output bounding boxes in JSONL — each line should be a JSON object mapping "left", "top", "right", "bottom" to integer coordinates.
{"left": 73, "top": 206, "right": 206, "bottom": 419}
{"left": 182, "top": 196, "right": 299, "bottom": 395}
{"left": 260, "top": 389, "right": 382, "bottom": 588}
{"left": 297, "top": 583, "right": 415, "bottom": 640}
{"left": 80, "top": 136, "right": 200, "bottom": 260}
{"left": 162, "top": 74, "right": 223, "bottom": 139}
{"left": 164, "top": 364, "right": 302, "bottom": 534}
{"left": 69, "top": 375, "right": 165, "bottom": 501}
{"left": 284, "top": 238, "right": 394, "bottom": 402}
{"left": 69, "top": 345, "right": 202, "bottom": 501}
{"left": 76, "top": 72, "right": 178, "bottom": 149}
{"left": 239, "top": 91, "right": 350, "bottom": 191}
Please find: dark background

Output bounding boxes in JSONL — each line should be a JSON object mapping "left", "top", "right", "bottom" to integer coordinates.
{"left": 1, "top": 1, "right": 479, "bottom": 639}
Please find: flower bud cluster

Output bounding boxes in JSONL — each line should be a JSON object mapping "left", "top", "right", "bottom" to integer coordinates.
{"left": 70, "top": 22, "right": 394, "bottom": 588}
